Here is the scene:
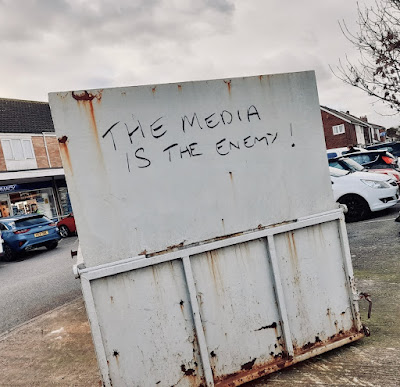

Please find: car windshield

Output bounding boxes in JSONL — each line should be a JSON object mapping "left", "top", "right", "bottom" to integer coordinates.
{"left": 14, "top": 215, "right": 51, "bottom": 228}
{"left": 329, "top": 167, "right": 349, "bottom": 177}
{"left": 341, "top": 158, "right": 365, "bottom": 171}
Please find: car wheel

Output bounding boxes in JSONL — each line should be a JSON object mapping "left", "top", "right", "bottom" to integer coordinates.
{"left": 2, "top": 244, "right": 17, "bottom": 262}
{"left": 59, "top": 225, "right": 70, "bottom": 238}
{"left": 45, "top": 241, "right": 58, "bottom": 250}
{"left": 338, "top": 194, "right": 371, "bottom": 222}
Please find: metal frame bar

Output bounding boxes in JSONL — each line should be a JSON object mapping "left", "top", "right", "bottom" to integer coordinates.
{"left": 337, "top": 214, "right": 363, "bottom": 330}
{"left": 182, "top": 256, "right": 215, "bottom": 387}
{"left": 80, "top": 209, "right": 343, "bottom": 281}
{"left": 267, "top": 235, "right": 294, "bottom": 356}
{"left": 80, "top": 276, "right": 112, "bottom": 387}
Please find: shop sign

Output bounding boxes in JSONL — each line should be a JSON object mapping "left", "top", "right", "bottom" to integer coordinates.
{"left": 0, "top": 184, "right": 17, "bottom": 192}
{"left": 0, "top": 181, "right": 57, "bottom": 193}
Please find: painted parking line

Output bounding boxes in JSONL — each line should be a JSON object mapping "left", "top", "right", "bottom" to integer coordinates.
{"left": 362, "top": 217, "right": 397, "bottom": 224}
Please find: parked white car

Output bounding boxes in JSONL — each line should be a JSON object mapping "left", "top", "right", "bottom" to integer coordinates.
{"left": 330, "top": 167, "right": 399, "bottom": 221}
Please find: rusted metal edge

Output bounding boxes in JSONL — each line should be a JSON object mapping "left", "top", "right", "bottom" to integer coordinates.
{"left": 214, "top": 332, "right": 364, "bottom": 387}
{"left": 79, "top": 208, "right": 344, "bottom": 281}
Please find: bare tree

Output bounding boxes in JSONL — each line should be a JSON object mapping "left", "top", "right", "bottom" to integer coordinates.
{"left": 335, "top": 0, "right": 400, "bottom": 112}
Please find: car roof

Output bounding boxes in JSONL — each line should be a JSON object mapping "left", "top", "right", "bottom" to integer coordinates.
{"left": 0, "top": 214, "right": 45, "bottom": 223}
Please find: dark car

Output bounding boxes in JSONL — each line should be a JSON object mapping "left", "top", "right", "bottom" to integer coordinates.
{"left": 366, "top": 141, "right": 400, "bottom": 158}
{"left": 57, "top": 213, "right": 76, "bottom": 238}
{"left": 344, "top": 150, "right": 399, "bottom": 171}
{"left": 0, "top": 214, "right": 61, "bottom": 261}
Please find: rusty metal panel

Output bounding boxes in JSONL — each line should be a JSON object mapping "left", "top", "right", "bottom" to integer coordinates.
{"left": 190, "top": 240, "right": 284, "bottom": 382}
{"left": 273, "top": 222, "right": 360, "bottom": 354}
{"left": 49, "top": 72, "right": 364, "bottom": 386}
{"left": 49, "top": 71, "right": 335, "bottom": 268}
{"left": 90, "top": 260, "right": 206, "bottom": 387}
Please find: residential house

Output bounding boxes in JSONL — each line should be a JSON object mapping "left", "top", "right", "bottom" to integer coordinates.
{"left": 0, "top": 98, "right": 71, "bottom": 220}
{"left": 320, "top": 106, "right": 385, "bottom": 150}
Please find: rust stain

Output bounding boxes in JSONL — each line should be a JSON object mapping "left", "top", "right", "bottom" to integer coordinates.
{"left": 241, "top": 358, "right": 256, "bottom": 371}
{"left": 58, "top": 135, "right": 68, "bottom": 144}
{"left": 58, "top": 142, "right": 73, "bottom": 176}
{"left": 208, "top": 250, "right": 221, "bottom": 286}
{"left": 166, "top": 241, "right": 185, "bottom": 251}
{"left": 177, "top": 85, "right": 182, "bottom": 91}
{"left": 215, "top": 329, "right": 364, "bottom": 386}
{"left": 293, "top": 327, "right": 361, "bottom": 356}
{"left": 72, "top": 90, "right": 95, "bottom": 101}
{"left": 72, "top": 90, "right": 103, "bottom": 159}
{"left": 229, "top": 171, "right": 233, "bottom": 181}
{"left": 255, "top": 322, "right": 277, "bottom": 331}
{"left": 258, "top": 75, "right": 263, "bottom": 82}
{"left": 139, "top": 250, "right": 147, "bottom": 256}
{"left": 286, "top": 231, "right": 298, "bottom": 265}
{"left": 152, "top": 86, "right": 156, "bottom": 94}
{"left": 180, "top": 364, "right": 196, "bottom": 376}
{"left": 179, "top": 300, "right": 184, "bottom": 312}
{"left": 110, "top": 296, "right": 114, "bottom": 303}
{"left": 224, "top": 80, "right": 232, "bottom": 94}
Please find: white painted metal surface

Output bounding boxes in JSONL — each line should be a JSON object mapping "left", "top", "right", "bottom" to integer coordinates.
{"left": 49, "top": 71, "right": 334, "bottom": 268}
{"left": 49, "top": 72, "right": 364, "bottom": 386}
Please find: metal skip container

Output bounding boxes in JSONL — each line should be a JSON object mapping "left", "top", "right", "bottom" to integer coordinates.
{"left": 49, "top": 71, "right": 365, "bottom": 386}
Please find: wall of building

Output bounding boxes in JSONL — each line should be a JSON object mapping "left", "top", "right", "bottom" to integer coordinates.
{"left": 321, "top": 111, "right": 357, "bottom": 149}
{"left": 0, "top": 133, "right": 61, "bottom": 171}
{"left": 46, "top": 136, "right": 62, "bottom": 168}
{"left": 32, "top": 136, "right": 50, "bottom": 168}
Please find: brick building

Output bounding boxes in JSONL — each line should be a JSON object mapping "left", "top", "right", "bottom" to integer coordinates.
{"left": 0, "top": 98, "right": 71, "bottom": 220}
{"left": 321, "top": 106, "right": 385, "bottom": 150}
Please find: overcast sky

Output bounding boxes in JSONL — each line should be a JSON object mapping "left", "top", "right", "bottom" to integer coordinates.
{"left": 1, "top": 0, "right": 398, "bottom": 128}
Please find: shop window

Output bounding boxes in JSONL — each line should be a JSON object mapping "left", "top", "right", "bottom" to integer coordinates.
{"left": 1, "top": 139, "right": 35, "bottom": 160}
{"left": 58, "top": 187, "right": 73, "bottom": 215}
{"left": 9, "top": 189, "right": 58, "bottom": 219}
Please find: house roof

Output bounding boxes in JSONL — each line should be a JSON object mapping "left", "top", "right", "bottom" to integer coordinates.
{"left": 321, "top": 105, "right": 386, "bottom": 130}
{"left": 0, "top": 98, "right": 55, "bottom": 134}
{"left": 320, "top": 106, "right": 369, "bottom": 127}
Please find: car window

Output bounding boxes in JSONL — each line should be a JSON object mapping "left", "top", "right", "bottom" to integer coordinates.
{"left": 349, "top": 154, "right": 374, "bottom": 164}
{"left": 341, "top": 158, "right": 364, "bottom": 171}
{"left": 329, "top": 160, "right": 345, "bottom": 170}
{"left": 0, "top": 223, "right": 8, "bottom": 231}
{"left": 14, "top": 215, "right": 51, "bottom": 228}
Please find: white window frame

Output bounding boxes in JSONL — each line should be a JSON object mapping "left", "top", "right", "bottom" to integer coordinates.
{"left": 332, "top": 124, "right": 345, "bottom": 135}
{"left": 1, "top": 138, "right": 35, "bottom": 161}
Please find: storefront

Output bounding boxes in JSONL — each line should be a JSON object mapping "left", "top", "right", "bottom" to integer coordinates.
{"left": 0, "top": 179, "right": 72, "bottom": 220}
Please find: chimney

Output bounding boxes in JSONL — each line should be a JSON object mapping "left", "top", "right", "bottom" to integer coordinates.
{"left": 360, "top": 115, "right": 368, "bottom": 122}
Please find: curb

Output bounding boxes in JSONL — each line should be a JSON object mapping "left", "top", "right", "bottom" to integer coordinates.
{"left": 0, "top": 296, "right": 83, "bottom": 342}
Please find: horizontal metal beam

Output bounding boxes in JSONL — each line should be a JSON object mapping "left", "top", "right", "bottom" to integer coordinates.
{"left": 80, "top": 208, "right": 343, "bottom": 281}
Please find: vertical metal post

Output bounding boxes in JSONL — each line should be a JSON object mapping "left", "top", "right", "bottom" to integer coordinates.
{"left": 182, "top": 256, "right": 214, "bottom": 387}
{"left": 267, "top": 235, "right": 294, "bottom": 356}
{"left": 80, "top": 275, "right": 112, "bottom": 387}
{"left": 337, "top": 216, "right": 363, "bottom": 330}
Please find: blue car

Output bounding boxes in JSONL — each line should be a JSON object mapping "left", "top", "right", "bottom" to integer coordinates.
{"left": 0, "top": 214, "right": 61, "bottom": 261}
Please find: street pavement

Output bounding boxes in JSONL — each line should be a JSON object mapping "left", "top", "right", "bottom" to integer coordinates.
{"left": 0, "top": 236, "right": 81, "bottom": 334}
{"left": 0, "top": 204, "right": 399, "bottom": 386}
